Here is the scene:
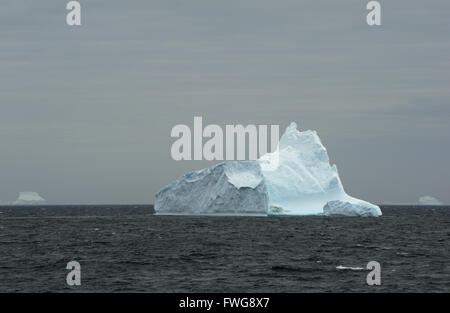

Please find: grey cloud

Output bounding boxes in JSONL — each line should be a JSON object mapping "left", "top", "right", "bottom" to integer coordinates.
{"left": 0, "top": 0, "right": 449, "bottom": 204}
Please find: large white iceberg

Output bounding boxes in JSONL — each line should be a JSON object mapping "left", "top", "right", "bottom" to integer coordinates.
{"left": 12, "top": 192, "right": 47, "bottom": 205}
{"left": 155, "top": 123, "right": 381, "bottom": 217}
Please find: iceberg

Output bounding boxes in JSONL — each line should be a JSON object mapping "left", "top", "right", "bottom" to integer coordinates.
{"left": 418, "top": 196, "right": 442, "bottom": 205}
{"left": 155, "top": 122, "right": 381, "bottom": 217}
{"left": 12, "top": 192, "right": 47, "bottom": 205}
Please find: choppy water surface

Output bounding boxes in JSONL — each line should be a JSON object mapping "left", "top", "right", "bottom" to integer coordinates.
{"left": 0, "top": 205, "right": 449, "bottom": 292}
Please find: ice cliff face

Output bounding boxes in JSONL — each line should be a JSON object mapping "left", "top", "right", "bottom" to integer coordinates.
{"left": 155, "top": 123, "right": 381, "bottom": 217}
{"left": 12, "top": 192, "right": 47, "bottom": 205}
{"left": 155, "top": 161, "right": 268, "bottom": 215}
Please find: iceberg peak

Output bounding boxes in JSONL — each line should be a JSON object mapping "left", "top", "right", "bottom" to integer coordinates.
{"left": 286, "top": 121, "right": 298, "bottom": 132}
{"left": 262, "top": 123, "right": 380, "bottom": 216}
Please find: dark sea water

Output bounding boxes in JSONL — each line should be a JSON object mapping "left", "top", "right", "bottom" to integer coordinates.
{"left": 0, "top": 205, "right": 449, "bottom": 293}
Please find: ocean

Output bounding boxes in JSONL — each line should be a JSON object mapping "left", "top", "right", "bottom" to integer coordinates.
{"left": 0, "top": 205, "right": 449, "bottom": 292}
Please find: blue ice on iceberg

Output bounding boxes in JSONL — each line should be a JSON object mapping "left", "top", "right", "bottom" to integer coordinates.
{"left": 155, "top": 161, "right": 268, "bottom": 215}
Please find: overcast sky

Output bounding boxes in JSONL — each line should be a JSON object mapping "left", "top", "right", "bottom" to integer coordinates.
{"left": 0, "top": 0, "right": 449, "bottom": 204}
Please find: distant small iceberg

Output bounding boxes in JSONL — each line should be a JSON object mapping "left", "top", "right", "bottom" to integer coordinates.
{"left": 12, "top": 192, "right": 47, "bottom": 205}
{"left": 418, "top": 196, "right": 442, "bottom": 205}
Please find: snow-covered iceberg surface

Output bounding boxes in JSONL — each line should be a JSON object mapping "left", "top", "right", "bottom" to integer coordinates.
{"left": 262, "top": 122, "right": 381, "bottom": 216}
{"left": 155, "top": 122, "right": 381, "bottom": 217}
{"left": 155, "top": 161, "right": 268, "bottom": 215}
{"left": 12, "top": 192, "right": 47, "bottom": 205}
